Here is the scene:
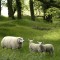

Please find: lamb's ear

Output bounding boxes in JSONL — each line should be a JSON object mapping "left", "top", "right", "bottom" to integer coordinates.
{"left": 38, "top": 42, "right": 43, "bottom": 44}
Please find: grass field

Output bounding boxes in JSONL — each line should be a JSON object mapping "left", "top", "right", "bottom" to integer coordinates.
{"left": 0, "top": 16, "right": 60, "bottom": 60}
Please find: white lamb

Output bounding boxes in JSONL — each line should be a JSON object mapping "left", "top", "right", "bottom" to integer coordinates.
{"left": 29, "top": 40, "right": 42, "bottom": 52}
{"left": 1, "top": 36, "right": 24, "bottom": 49}
{"left": 40, "top": 43, "right": 54, "bottom": 55}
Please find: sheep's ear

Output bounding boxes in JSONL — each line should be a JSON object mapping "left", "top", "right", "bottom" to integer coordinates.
{"left": 39, "top": 42, "right": 44, "bottom": 44}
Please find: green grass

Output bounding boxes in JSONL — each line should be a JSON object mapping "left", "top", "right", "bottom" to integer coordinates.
{"left": 0, "top": 16, "right": 60, "bottom": 60}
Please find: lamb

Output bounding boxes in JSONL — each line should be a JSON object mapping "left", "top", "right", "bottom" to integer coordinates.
{"left": 40, "top": 43, "right": 54, "bottom": 55}
{"left": 1, "top": 36, "right": 24, "bottom": 49}
{"left": 29, "top": 40, "right": 42, "bottom": 52}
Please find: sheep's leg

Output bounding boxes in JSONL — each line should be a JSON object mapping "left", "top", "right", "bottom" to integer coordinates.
{"left": 48, "top": 51, "right": 53, "bottom": 56}
{"left": 49, "top": 48, "right": 54, "bottom": 56}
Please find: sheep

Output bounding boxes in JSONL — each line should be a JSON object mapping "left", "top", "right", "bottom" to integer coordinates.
{"left": 40, "top": 43, "right": 54, "bottom": 55}
{"left": 1, "top": 36, "right": 24, "bottom": 49}
{"left": 29, "top": 40, "right": 42, "bottom": 52}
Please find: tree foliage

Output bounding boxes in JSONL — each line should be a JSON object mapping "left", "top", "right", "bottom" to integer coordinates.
{"left": 1, "top": 0, "right": 60, "bottom": 21}
{"left": 46, "top": 7, "right": 60, "bottom": 17}
{"left": 37, "top": 0, "right": 60, "bottom": 22}
{"left": 34, "top": 1, "right": 42, "bottom": 16}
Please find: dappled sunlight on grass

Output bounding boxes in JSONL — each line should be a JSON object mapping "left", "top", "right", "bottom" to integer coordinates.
{"left": 43, "top": 29, "right": 60, "bottom": 41}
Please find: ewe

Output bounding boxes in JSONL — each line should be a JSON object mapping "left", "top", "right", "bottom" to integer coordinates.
{"left": 1, "top": 36, "right": 24, "bottom": 49}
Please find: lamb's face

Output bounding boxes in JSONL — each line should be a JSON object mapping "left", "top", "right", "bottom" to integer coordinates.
{"left": 29, "top": 40, "right": 33, "bottom": 43}
{"left": 40, "top": 44, "right": 45, "bottom": 52}
{"left": 38, "top": 42, "right": 43, "bottom": 45}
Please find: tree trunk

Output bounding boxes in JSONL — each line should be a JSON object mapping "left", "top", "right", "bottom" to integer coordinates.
{"left": 16, "top": 0, "right": 22, "bottom": 19}
{"left": 0, "top": 0, "right": 1, "bottom": 16}
{"left": 7, "top": 0, "right": 14, "bottom": 19}
{"left": 43, "top": 9, "right": 46, "bottom": 20}
{"left": 29, "top": 0, "right": 35, "bottom": 21}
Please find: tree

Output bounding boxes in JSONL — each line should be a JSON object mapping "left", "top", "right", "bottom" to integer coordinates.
{"left": 12, "top": 0, "right": 16, "bottom": 16}
{"left": 34, "top": 1, "right": 42, "bottom": 16}
{"left": 38, "top": 0, "right": 60, "bottom": 22}
{"left": 42, "top": 3, "right": 53, "bottom": 22}
{"left": 7, "top": 0, "right": 14, "bottom": 19}
{"left": 16, "top": 0, "right": 22, "bottom": 19}
{"left": 29, "top": 0, "right": 35, "bottom": 21}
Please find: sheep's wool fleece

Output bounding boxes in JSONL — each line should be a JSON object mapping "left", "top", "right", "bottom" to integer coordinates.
{"left": 1, "top": 36, "right": 23, "bottom": 49}
{"left": 29, "top": 43, "right": 41, "bottom": 52}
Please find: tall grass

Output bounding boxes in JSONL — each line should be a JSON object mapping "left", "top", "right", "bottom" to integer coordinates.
{"left": 0, "top": 16, "right": 60, "bottom": 60}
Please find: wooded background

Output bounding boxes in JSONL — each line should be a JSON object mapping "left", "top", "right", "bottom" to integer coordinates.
{"left": 0, "top": 0, "right": 60, "bottom": 22}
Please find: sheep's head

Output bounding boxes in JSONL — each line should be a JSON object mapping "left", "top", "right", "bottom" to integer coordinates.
{"left": 38, "top": 42, "right": 43, "bottom": 45}
{"left": 29, "top": 40, "right": 33, "bottom": 43}
{"left": 39, "top": 44, "right": 45, "bottom": 52}
{"left": 17, "top": 37, "right": 24, "bottom": 44}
